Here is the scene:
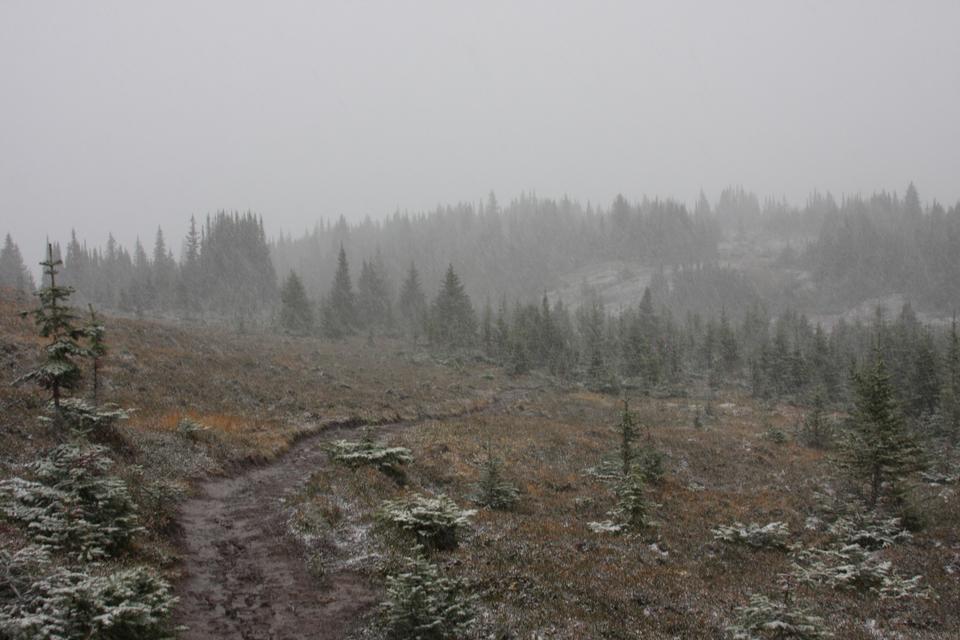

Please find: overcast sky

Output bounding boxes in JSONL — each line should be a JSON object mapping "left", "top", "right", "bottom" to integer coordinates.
{"left": 2, "top": 1, "right": 959, "bottom": 265}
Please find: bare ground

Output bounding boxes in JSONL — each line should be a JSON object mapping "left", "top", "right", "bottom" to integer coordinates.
{"left": 174, "top": 423, "right": 383, "bottom": 640}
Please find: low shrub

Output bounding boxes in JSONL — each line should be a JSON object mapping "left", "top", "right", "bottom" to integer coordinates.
{"left": 377, "top": 494, "right": 475, "bottom": 551}
{"left": 328, "top": 434, "right": 413, "bottom": 483}
{"left": 588, "top": 465, "right": 653, "bottom": 534}
{"left": 712, "top": 521, "right": 790, "bottom": 550}
{"left": 42, "top": 399, "right": 130, "bottom": 441}
{"left": 727, "top": 593, "right": 832, "bottom": 639}
{"left": 472, "top": 444, "right": 519, "bottom": 510}
{"left": 791, "top": 544, "right": 930, "bottom": 599}
{"left": 0, "top": 549, "right": 177, "bottom": 640}
{"left": 379, "top": 548, "right": 476, "bottom": 640}
{"left": 0, "top": 444, "right": 141, "bottom": 561}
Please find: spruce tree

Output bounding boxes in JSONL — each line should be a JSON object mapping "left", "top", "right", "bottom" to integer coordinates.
{"left": 84, "top": 305, "right": 107, "bottom": 406}
{"left": 279, "top": 271, "right": 314, "bottom": 335}
{"left": 322, "top": 244, "right": 355, "bottom": 339}
{"left": 908, "top": 330, "right": 940, "bottom": 417}
{"left": 616, "top": 399, "right": 637, "bottom": 476}
{"left": 0, "top": 233, "right": 35, "bottom": 296}
{"left": 800, "top": 386, "right": 831, "bottom": 449}
{"left": 356, "top": 255, "right": 392, "bottom": 335}
{"left": 398, "top": 262, "right": 427, "bottom": 343}
{"left": 839, "top": 353, "right": 924, "bottom": 506}
{"left": 943, "top": 316, "right": 960, "bottom": 443}
{"left": 16, "top": 244, "right": 86, "bottom": 412}
{"left": 429, "top": 264, "right": 476, "bottom": 348}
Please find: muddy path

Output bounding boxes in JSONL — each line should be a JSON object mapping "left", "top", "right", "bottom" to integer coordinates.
{"left": 174, "top": 421, "right": 383, "bottom": 640}
{"left": 173, "top": 390, "right": 528, "bottom": 639}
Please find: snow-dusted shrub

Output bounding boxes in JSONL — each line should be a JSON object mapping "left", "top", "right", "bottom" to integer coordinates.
{"left": 791, "top": 544, "right": 930, "bottom": 598}
{"left": 42, "top": 398, "right": 129, "bottom": 439}
{"left": 0, "top": 546, "right": 51, "bottom": 604}
{"left": 712, "top": 521, "right": 790, "bottom": 550}
{"left": 826, "top": 513, "right": 911, "bottom": 550}
{"left": 0, "top": 444, "right": 141, "bottom": 560}
{"left": 727, "top": 593, "right": 832, "bottom": 639}
{"left": 588, "top": 465, "right": 653, "bottom": 534}
{"left": 176, "top": 417, "right": 208, "bottom": 440}
{"left": 0, "top": 554, "right": 176, "bottom": 640}
{"left": 328, "top": 435, "right": 413, "bottom": 482}
{"left": 763, "top": 427, "right": 788, "bottom": 444}
{"left": 472, "top": 445, "right": 519, "bottom": 510}
{"left": 377, "top": 494, "right": 475, "bottom": 551}
{"left": 379, "top": 548, "right": 476, "bottom": 640}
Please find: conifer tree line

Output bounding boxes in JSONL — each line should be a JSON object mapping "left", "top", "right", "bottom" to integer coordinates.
{"left": 0, "top": 185, "right": 957, "bottom": 404}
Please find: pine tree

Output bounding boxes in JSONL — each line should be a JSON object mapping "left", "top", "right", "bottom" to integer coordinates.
{"left": 322, "top": 244, "right": 355, "bottom": 339}
{"left": 84, "top": 305, "right": 107, "bottom": 406}
{"left": 0, "top": 233, "right": 35, "bottom": 296}
{"left": 429, "top": 264, "right": 476, "bottom": 348}
{"left": 839, "top": 353, "right": 924, "bottom": 506}
{"left": 16, "top": 244, "right": 86, "bottom": 412}
{"left": 398, "top": 262, "right": 427, "bottom": 343}
{"left": 279, "top": 271, "right": 314, "bottom": 335}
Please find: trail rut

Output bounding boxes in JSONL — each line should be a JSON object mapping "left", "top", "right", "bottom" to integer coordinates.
{"left": 173, "top": 423, "right": 382, "bottom": 640}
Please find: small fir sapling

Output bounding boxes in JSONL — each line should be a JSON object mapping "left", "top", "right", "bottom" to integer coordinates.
{"left": 15, "top": 244, "right": 85, "bottom": 414}
{"left": 472, "top": 441, "right": 519, "bottom": 510}
{"left": 84, "top": 304, "right": 107, "bottom": 406}
{"left": 377, "top": 494, "right": 475, "bottom": 551}
{"left": 379, "top": 546, "right": 476, "bottom": 640}
{"left": 0, "top": 444, "right": 141, "bottom": 561}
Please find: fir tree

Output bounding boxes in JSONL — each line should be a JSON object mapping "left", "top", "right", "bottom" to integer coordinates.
{"left": 356, "top": 254, "right": 392, "bottom": 335}
{"left": 473, "top": 442, "right": 519, "bottom": 509}
{"left": 943, "top": 316, "right": 960, "bottom": 443}
{"left": 839, "top": 353, "right": 924, "bottom": 506}
{"left": 279, "top": 271, "right": 314, "bottom": 335}
{"left": 322, "top": 244, "right": 355, "bottom": 339}
{"left": 16, "top": 244, "right": 85, "bottom": 412}
{"left": 0, "top": 233, "right": 35, "bottom": 296}
{"left": 398, "top": 262, "right": 427, "bottom": 343}
{"left": 800, "top": 386, "right": 831, "bottom": 449}
{"left": 908, "top": 330, "right": 940, "bottom": 417}
{"left": 616, "top": 399, "right": 637, "bottom": 476}
{"left": 84, "top": 305, "right": 106, "bottom": 406}
{"left": 429, "top": 264, "right": 476, "bottom": 348}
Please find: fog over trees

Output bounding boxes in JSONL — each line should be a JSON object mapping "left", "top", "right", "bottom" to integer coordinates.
{"left": 3, "top": 3, "right": 960, "bottom": 638}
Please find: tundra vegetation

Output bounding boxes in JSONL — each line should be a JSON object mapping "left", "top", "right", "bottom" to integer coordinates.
{"left": 1, "top": 185, "right": 959, "bottom": 638}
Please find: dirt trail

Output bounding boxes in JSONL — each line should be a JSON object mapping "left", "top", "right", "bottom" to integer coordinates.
{"left": 173, "top": 389, "right": 529, "bottom": 639}
{"left": 174, "top": 423, "right": 383, "bottom": 640}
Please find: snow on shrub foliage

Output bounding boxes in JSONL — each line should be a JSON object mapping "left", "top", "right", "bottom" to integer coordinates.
{"left": 712, "top": 521, "right": 791, "bottom": 550}
{"left": 472, "top": 444, "right": 519, "bottom": 510}
{"left": 41, "top": 398, "right": 129, "bottom": 438}
{"left": 377, "top": 494, "right": 475, "bottom": 551}
{"left": 0, "top": 547, "right": 176, "bottom": 640}
{"left": 727, "top": 593, "right": 832, "bottom": 639}
{"left": 328, "top": 435, "right": 413, "bottom": 482}
{"left": 0, "top": 443, "right": 141, "bottom": 561}
{"left": 379, "top": 547, "right": 476, "bottom": 640}
{"left": 825, "top": 513, "right": 911, "bottom": 550}
{"left": 791, "top": 544, "right": 931, "bottom": 599}
{"left": 587, "top": 465, "right": 654, "bottom": 534}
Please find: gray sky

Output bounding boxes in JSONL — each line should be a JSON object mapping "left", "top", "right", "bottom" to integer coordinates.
{"left": 2, "top": 0, "right": 959, "bottom": 265}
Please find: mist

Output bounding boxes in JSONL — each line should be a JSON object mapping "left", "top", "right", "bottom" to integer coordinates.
{"left": 3, "top": 1, "right": 960, "bottom": 267}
